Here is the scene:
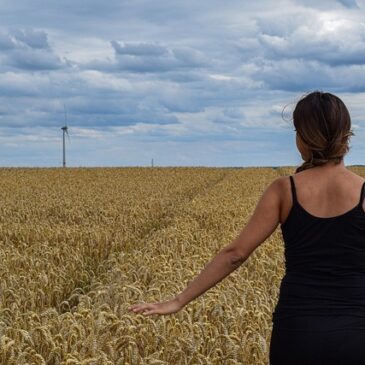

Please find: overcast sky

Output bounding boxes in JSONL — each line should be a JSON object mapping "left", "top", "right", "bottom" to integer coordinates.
{"left": 0, "top": 0, "right": 364, "bottom": 167}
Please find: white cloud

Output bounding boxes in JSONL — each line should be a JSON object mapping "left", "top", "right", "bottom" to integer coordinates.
{"left": 252, "top": 10, "right": 365, "bottom": 66}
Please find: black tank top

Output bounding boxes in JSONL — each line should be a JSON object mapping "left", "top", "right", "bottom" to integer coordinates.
{"left": 272, "top": 174, "right": 365, "bottom": 328}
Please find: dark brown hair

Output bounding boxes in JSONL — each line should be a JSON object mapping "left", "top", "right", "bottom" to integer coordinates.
{"left": 291, "top": 91, "right": 354, "bottom": 173}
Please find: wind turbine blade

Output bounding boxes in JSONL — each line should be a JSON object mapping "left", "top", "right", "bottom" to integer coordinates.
{"left": 66, "top": 129, "right": 70, "bottom": 142}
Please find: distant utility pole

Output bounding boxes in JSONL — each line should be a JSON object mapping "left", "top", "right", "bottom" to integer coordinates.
{"left": 151, "top": 158, "right": 154, "bottom": 167}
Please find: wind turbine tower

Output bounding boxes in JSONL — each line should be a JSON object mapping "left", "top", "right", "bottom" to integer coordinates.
{"left": 61, "top": 104, "right": 70, "bottom": 167}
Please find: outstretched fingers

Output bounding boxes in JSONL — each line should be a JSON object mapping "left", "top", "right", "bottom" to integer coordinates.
{"left": 128, "top": 303, "right": 156, "bottom": 315}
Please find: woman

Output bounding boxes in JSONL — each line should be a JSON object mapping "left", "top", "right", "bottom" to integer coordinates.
{"left": 129, "top": 91, "right": 365, "bottom": 364}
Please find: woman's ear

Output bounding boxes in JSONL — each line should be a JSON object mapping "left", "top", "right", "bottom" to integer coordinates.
{"left": 296, "top": 132, "right": 310, "bottom": 161}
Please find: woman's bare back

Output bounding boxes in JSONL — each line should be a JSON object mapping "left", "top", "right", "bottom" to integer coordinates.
{"left": 281, "top": 167, "right": 365, "bottom": 224}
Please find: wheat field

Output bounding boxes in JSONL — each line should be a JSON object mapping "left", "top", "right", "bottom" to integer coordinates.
{"left": 1, "top": 166, "right": 364, "bottom": 365}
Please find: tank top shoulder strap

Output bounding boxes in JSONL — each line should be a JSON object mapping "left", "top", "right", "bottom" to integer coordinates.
{"left": 360, "top": 181, "right": 365, "bottom": 206}
{"left": 289, "top": 175, "right": 298, "bottom": 204}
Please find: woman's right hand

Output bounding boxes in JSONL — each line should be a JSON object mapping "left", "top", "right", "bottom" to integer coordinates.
{"left": 128, "top": 297, "right": 183, "bottom": 316}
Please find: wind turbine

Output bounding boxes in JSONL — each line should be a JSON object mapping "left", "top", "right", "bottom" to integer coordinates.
{"left": 61, "top": 104, "right": 70, "bottom": 167}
